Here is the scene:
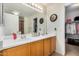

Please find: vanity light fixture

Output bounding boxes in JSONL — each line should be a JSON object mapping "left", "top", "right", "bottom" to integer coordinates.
{"left": 22, "top": 3, "right": 43, "bottom": 13}
{"left": 12, "top": 11, "right": 19, "bottom": 15}
{"left": 28, "top": 3, "right": 43, "bottom": 11}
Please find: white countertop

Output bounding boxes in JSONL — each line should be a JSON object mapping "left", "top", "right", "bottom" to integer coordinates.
{"left": 0, "top": 33, "right": 56, "bottom": 51}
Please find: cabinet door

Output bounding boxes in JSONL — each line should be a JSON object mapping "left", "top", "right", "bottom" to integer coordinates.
{"left": 0, "top": 53, "right": 2, "bottom": 56}
{"left": 43, "top": 38, "right": 51, "bottom": 56}
{"left": 30, "top": 40, "right": 43, "bottom": 56}
{"left": 50, "top": 37, "right": 56, "bottom": 53}
{"left": 3, "top": 43, "right": 30, "bottom": 56}
{"left": 25, "top": 43, "right": 30, "bottom": 56}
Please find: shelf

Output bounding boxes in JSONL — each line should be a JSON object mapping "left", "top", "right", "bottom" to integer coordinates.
{"left": 66, "top": 21, "right": 79, "bottom": 24}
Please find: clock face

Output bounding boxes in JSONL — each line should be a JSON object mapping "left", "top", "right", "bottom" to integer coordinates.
{"left": 39, "top": 18, "right": 44, "bottom": 24}
{"left": 50, "top": 14, "right": 57, "bottom": 22}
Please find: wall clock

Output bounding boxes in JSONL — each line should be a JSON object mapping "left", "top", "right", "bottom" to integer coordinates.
{"left": 50, "top": 14, "right": 57, "bottom": 22}
{"left": 39, "top": 18, "right": 44, "bottom": 24}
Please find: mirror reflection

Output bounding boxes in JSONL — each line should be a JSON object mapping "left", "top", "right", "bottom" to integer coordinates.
{"left": 3, "top": 3, "right": 46, "bottom": 36}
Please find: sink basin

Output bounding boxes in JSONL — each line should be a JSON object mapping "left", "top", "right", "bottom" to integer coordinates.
{"left": 3, "top": 37, "right": 30, "bottom": 48}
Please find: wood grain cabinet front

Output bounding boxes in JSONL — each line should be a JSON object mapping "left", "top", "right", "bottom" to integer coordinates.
{"left": 2, "top": 36, "right": 56, "bottom": 56}
{"left": 0, "top": 51, "right": 3, "bottom": 56}
{"left": 43, "top": 38, "right": 51, "bottom": 56}
{"left": 3, "top": 43, "right": 30, "bottom": 56}
{"left": 43, "top": 37, "right": 56, "bottom": 56}
{"left": 30, "top": 40, "right": 43, "bottom": 56}
{"left": 50, "top": 37, "right": 56, "bottom": 53}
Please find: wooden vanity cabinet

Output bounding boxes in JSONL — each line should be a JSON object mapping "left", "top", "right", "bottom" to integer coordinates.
{"left": 43, "top": 36, "right": 56, "bottom": 56}
{"left": 43, "top": 38, "right": 51, "bottom": 56}
{"left": 0, "top": 53, "right": 2, "bottom": 56}
{"left": 50, "top": 37, "right": 56, "bottom": 53}
{"left": 2, "top": 36, "right": 56, "bottom": 56}
{"left": 3, "top": 43, "right": 30, "bottom": 56}
{"left": 30, "top": 40, "right": 43, "bottom": 56}
{"left": 0, "top": 51, "right": 3, "bottom": 56}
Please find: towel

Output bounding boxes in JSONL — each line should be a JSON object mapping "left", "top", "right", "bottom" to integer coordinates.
{"left": 66, "top": 23, "right": 76, "bottom": 34}
{"left": 76, "top": 23, "right": 79, "bottom": 34}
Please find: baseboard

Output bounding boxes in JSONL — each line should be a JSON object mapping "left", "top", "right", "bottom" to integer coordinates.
{"left": 50, "top": 51, "right": 63, "bottom": 56}
{"left": 49, "top": 51, "right": 55, "bottom": 56}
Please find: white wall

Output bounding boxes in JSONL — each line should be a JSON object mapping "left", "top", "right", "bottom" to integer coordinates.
{"left": 47, "top": 5, "right": 57, "bottom": 34}
{"left": 24, "top": 17, "right": 32, "bottom": 34}
{"left": 46, "top": 4, "right": 65, "bottom": 55}
{"left": 4, "top": 13, "right": 19, "bottom": 35}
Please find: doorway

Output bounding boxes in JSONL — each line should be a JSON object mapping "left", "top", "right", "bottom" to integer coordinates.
{"left": 19, "top": 16, "right": 24, "bottom": 34}
{"left": 65, "top": 3, "right": 79, "bottom": 56}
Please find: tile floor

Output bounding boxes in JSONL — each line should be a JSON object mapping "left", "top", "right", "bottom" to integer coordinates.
{"left": 52, "top": 44, "right": 79, "bottom": 56}
{"left": 66, "top": 44, "right": 79, "bottom": 56}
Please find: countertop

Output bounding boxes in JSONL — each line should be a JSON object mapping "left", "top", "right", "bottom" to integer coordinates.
{"left": 0, "top": 33, "right": 56, "bottom": 51}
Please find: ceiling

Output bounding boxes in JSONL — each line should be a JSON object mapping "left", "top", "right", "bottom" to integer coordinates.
{"left": 65, "top": 3, "right": 79, "bottom": 11}
{"left": 4, "top": 3, "right": 76, "bottom": 17}
{"left": 3, "top": 3, "right": 40, "bottom": 17}
{"left": 64, "top": 3, "right": 73, "bottom": 7}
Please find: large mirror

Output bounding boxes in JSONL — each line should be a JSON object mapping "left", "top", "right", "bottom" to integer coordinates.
{"left": 0, "top": 3, "right": 2, "bottom": 25}
{"left": 3, "top": 3, "right": 46, "bottom": 36}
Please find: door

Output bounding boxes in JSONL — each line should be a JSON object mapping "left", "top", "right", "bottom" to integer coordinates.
{"left": 50, "top": 37, "right": 56, "bottom": 53}
{"left": 33, "top": 18, "right": 37, "bottom": 33}
{"left": 19, "top": 16, "right": 24, "bottom": 34}
{"left": 30, "top": 40, "right": 43, "bottom": 56}
{"left": 0, "top": 51, "right": 3, "bottom": 56}
{"left": 43, "top": 38, "right": 51, "bottom": 56}
{"left": 3, "top": 43, "right": 30, "bottom": 56}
